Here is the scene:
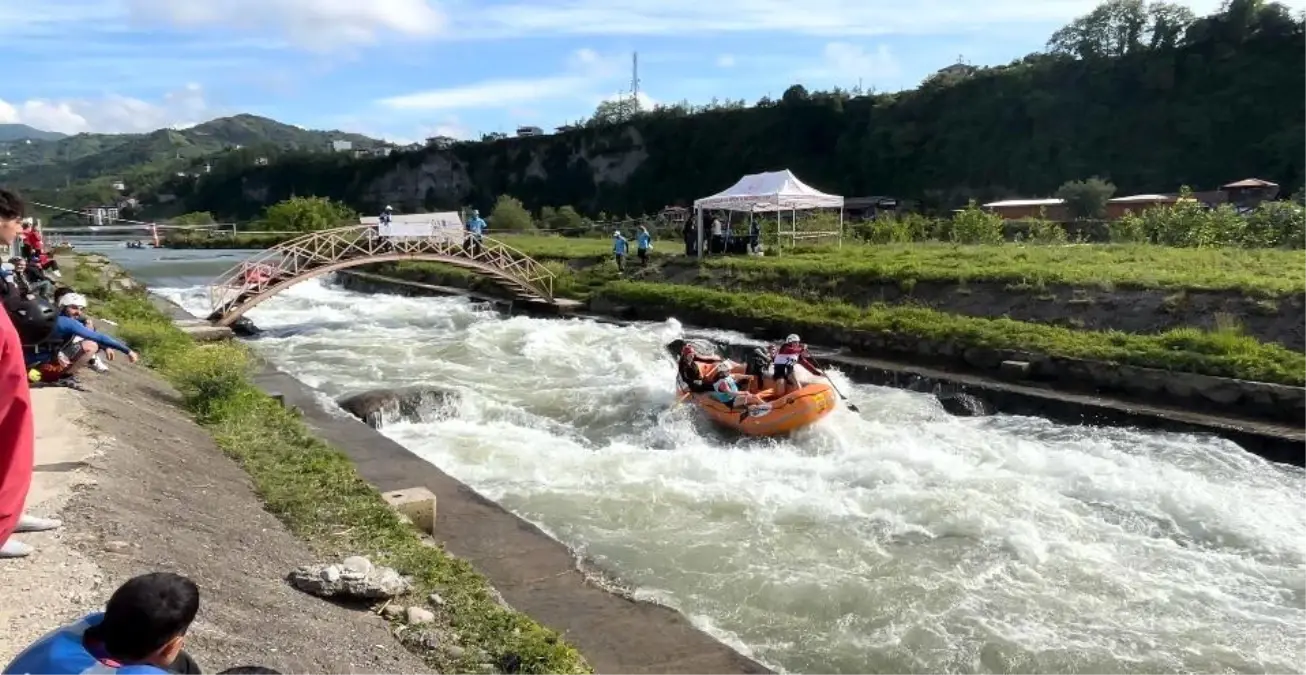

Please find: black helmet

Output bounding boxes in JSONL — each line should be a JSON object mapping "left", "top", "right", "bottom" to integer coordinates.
{"left": 3, "top": 293, "right": 57, "bottom": 346}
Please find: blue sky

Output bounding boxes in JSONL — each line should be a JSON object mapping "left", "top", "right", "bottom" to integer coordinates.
{"left": 0, "top": 0, "right": 1285, "bottom": 142}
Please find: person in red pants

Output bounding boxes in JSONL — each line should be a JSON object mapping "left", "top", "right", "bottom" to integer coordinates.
{"left": 0, "top": 189, "right": 61, "bottom": 560}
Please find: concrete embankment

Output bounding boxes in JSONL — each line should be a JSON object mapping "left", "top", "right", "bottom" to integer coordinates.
{"left": 143, "top": 295, "right": 771, "bottom": 674}
{"left": 334, "top": 270, "right": 1305, "bottom": 466}
{"left": 0, "top": 358, "right": 431, "bottom": 672}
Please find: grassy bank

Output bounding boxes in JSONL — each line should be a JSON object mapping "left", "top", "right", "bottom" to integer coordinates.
{"left": 168, "top": 231, "right": 1304, "bottom": 296}
{"left": 593, "top": 281, "right": 1306, "bottom": 385}
{"left": 72, "top": 257, "right": 589, "bottom": 675}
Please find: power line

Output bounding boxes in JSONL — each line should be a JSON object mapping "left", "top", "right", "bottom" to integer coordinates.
{"left": 26, "top": 200, "right": 228, "bottom": 231}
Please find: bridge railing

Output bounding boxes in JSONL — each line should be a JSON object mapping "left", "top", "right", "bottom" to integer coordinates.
{"left": 206, "top": 224, "right": 556, "bottom": 316}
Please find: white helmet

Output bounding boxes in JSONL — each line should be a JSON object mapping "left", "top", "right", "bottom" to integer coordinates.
{"left": 785, "top": 334, "right": 800, "bottom": 344}
{"left": 384, "top": 205, "right": 393, "bottom": 211}
{"left": 715, "top": 361, "right": 732, "bottom": 376}
{"left": 613, "top": 230, "right": 622, "bottom": 237}
{"left": 59, "top": 292, "right": 88, "bottom": 309}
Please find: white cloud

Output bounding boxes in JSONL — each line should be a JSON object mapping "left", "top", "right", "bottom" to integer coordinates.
{"left": 9, "top": 0, "right": 1284, "bottom": 49}
{"left": 716, "top": 54, "right": 736, "bottom": 68}
{"left": 0, "top": 84, "right": 214, "bottom": 135}
{"left": 377, "top": 48, "right": 625, "bottom": 112}
{"left": 796, "top": 42, "right": 901, "bottom": 85}
{"left": 121, "top": 0, "right": 445, "bottom": 50}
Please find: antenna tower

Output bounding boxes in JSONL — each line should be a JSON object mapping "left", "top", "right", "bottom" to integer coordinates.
{"left": 630, "top": 52, "right": 640, "bottom": 108}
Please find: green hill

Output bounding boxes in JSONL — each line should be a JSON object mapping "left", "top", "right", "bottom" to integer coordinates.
{"left": 0, "top": 114, "right": 384, "bottom": 207}
{"left": 0, "top": 124, "right": 66, "bottom": 142}
{"left": 168, "top": 1, "right": 1304, "bottom": 221}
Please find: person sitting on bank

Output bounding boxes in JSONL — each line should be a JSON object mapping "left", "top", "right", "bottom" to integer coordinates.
{"left": 26, "top": 293, "right": 137, "bottom": 386}
{"left": 710, "top": 361, "right": 765, "bottom": 415}
{"left": 677, "top": 343, "right": 721, "bottom": 393}
{"left": 5, "top": 572, "right": 204, "bottom": 674}
{"left": 770, "top": 333, "right": 823, "bottom": 398}
{"left": 12, "top": 258, "right": 53, "bottom": 299}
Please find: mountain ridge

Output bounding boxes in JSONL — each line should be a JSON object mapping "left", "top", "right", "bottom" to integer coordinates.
{"left": 0, "top": 123, "right": 67, "bottom": 142}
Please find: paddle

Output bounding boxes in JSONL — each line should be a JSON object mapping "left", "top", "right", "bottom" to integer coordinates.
{"left": 810, "top": 359, "right": 860, "bottom": 413}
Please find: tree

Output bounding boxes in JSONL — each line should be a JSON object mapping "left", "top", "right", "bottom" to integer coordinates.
{"left": 1047, "top": 0, "right": 1196, "bottom": 58}
{"left": 262, "top": 196, "right": 357, "bottom": 232}
{"left": 488, "top": 195, "right": 534, "bottom": 231}
{"left": 588, "top": 96, "right": 643, "bottom": 126}
{"left": 540, "top": 205, "right": 585, "bottom": 232}
{"left": 1056, "top": 177, "right": 1117, "bottom": 220}
{"left": 171, "top": 211, "right": 216, "bottom": 226}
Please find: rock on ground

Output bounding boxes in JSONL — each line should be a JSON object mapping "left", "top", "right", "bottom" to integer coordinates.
{"left": 2, "top": 361, "right": 432, "bottom": 674}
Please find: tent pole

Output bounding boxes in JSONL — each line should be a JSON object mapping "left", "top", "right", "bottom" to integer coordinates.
{"left": 695, "top": 207, "right": 704, "bottom": 261}
{"left": 838, "top": 207, "right": 844, "bottom": 249}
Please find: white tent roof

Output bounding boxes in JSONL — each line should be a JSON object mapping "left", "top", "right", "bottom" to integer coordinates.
{"left": 693, "top": 169, "right": 844, "bottom": 212}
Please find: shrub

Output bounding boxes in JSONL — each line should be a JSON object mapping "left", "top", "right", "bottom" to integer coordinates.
{"left": 489, "top": 195, "right": 534, "bottom": 231}
{"left": 949, "top": 201, "right": 1005, "bottom": 244}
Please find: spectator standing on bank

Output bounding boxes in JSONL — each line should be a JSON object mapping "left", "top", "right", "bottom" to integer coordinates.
{"left": 749, "top": 216, "right": 762, "bottom": 255}
{"left": 636, "top": 226, "right": 652, "bottom": 266}
{"left": 710, "top": 216, "right": 724, "bottom": 255}
{"left": 612, "top": 230, "right": 629, "bottom": 273}
{"left": 465, "top": 209, "right": 486, "bottom": 256}
{"left": 0, "top": 188, "right": 62, "bottom": 561}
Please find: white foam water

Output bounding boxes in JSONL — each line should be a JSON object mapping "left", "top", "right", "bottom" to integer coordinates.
{"left": 158, "top": 279, "right": 1306, "bottom": 674}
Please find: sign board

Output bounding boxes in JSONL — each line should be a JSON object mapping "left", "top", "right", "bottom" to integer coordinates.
{"left": 360, "top": 212, "right": 463, "bottom": 243}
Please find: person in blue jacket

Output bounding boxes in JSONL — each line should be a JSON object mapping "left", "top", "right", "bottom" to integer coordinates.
{"left": 26, "top": 292, "right": 137, "bottom": 384}
{"left": 612, "top": 230, "right": 629, "bottom": 273}
{"left": 465, "top": 209, "right": 486, "bottom": 256}
{"left": 635, "top": 226, "right": 652, "bottom": 266}
{"left": 4, "top": 572, "right": 201, "bottom": 675}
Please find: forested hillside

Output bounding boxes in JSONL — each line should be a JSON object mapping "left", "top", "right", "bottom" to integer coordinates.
{"left": 77, "top": 1, "right": 1306, "bottom": 218}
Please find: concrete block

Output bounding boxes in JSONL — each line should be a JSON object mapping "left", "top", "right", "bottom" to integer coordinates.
{"left": 178, "top": 324, "right": 235, "bottom": 342}
{"left": 383, "top": 487, "right": 438, "bottom": 535}
{"left": 999, "top": 360, "right": 1031, "bottom": 380}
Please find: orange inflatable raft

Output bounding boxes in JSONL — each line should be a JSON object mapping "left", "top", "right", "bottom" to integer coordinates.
{"left": 677, "top": 361, "right": 838, "bottom": 437}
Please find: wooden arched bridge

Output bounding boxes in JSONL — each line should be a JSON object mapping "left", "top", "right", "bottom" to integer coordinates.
{"left": 205, "top": 224, "right": 556, "bottom": 327}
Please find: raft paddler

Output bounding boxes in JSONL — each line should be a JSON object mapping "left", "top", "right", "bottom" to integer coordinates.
{"left": 710, "top": 361, "right": 765, "bottom": 416}
{"left": 770, "top": 333, "right": 823, "bottom": 398}
{"left": 677, "top": 343, "right": 720, "bottom": 393}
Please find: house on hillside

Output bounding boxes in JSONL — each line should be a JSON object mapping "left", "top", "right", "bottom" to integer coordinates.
{"left": 425, "top": 136, "right": 456, "bottom": 149}
{"left": 83, "top": 205, "right": 120, "bottom": 226}
{"left": 1222, "top": 178, "right": 1279, "bottom": 211}
{"left": 844, "top": 196, "right": 899, "bottom": 220}
{"left": 516, "top": 126, "right": 544, "bottom": 137}
{"left": 330, "top": 140, "right": 353, "bottom": 152}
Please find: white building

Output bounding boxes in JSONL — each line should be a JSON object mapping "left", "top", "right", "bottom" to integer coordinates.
{"left": 331, "top": 140, "right": 353, "bottom": 152}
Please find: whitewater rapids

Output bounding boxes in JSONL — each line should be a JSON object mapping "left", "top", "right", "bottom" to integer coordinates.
{"left": 160, "top": 278, "right": 1304, "bottom": 674}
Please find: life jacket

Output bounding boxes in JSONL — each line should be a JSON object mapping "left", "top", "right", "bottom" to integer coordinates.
{"left": 711, "top": 373, "right": 738, "bottom": 402}
{"left": 773, "top": 342, "right": 805, "bottom": 365}
{"left": 2, "top": 611, "right": 173, "bottom": 673}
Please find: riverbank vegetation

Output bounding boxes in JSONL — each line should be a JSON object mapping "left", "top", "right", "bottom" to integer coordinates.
{"left": 595, "top": 281, "right": 1306, "bottom": 386}
{"left": 71, "top": 256, "right": 590, "bottom": 675}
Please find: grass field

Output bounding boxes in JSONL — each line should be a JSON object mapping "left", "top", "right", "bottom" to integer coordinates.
{"left": 74, "top": 256, "right": 590, "bottom": 675}
{"left": 594, "top": 281, "right": 1306, "bottom": 385}
{"left": 168, "top": 231, "right": 1306, "bottom": 296}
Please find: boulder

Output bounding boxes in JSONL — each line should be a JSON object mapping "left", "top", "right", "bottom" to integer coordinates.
{"left": 337, "top": 386, "right": 460, "bottom": 429}
{"left": 932, "top": 384, "right": 996, "bottom": 417}
{"left": 287, "top": 555, "right": 411, "bottom": 600}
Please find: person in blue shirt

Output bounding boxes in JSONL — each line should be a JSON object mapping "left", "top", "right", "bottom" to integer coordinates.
{"left": 379, "top": 205, "right": 393, "bottom": 226}
{"left": 465, "top": 209, "right": 486, "bottom": 256}
{"left": 612, "top": 230, "right": 629, "bottom": 273}
{"left": 635, "top": 226, "right": 652, "bottom": 266}
{"left": 26, "top": 293, "right": 136, "bottom": 385}
{"left": 5, "top": 571, "right": 201, "bottom": 675}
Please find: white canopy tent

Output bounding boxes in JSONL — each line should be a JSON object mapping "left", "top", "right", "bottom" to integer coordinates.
{"left": 691, "top": 169, "right": 844, "bottom": 258}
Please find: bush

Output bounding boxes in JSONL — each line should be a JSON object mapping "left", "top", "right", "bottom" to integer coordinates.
{"left": 948, "top": 201, "right": 1005, "bottom": 244}
{"left": 263, "top": 196, "right": 357, "bottom": 232}
{"left": 171, "top": 211, "right": 217, "bottom": 226}
{"left": 540, "top": 205, "right": 586, "bottom": 232}
{"left": 1056, "top": 177, "right": 1117, "bottom": 220}
{"left": 856, "top": 213, "right": 933, "bottom": 243}
{"left": 1024, "top": 215, "right": 1068, "bottom": 244}
{"left": 489, "top": 195, "right": 534, "bottom": 231}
